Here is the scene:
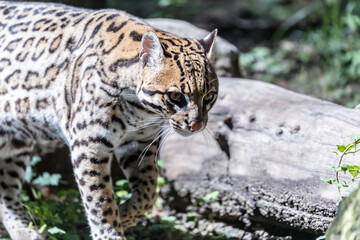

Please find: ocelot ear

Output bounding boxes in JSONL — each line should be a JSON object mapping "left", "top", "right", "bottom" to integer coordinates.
{"left": 140, "top": 31, "right": 164, "bottom": 68}
{"left": 199, "top": 29, "right": 217, "bottom": 61}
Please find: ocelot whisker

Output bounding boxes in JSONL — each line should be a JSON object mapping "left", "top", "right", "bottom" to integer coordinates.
{"left": 202, "top": 127, "right": 215, "bottom": 147}
{"left": 135, "top": 117, "right": 163, "bottom": 123}
{"left": 128, "top": 117, "right": 166, "bottom": 132}
{"left": 137, "top": 127, "right": 168, "bottom": 166}
{"left": 128, "top": 122, "right": 161, "bottom": 132}
{"left": 205, "top": 127, "right": 215, "bottom": 138}
{"left": 135, "top": 117, "right": 165, "bottom": 126}
{"left": 155, "top": 126, "right": 173, "bottom": 161}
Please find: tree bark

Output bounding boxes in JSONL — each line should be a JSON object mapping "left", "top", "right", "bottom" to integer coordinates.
{"left": 160, "top": 77, "right": 360, "bottom": 238}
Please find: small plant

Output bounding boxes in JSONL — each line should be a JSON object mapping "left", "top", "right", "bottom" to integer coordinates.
{"left": 195, "top": 191, "right": 220, "bottom": 204}
{"left": 15, "top": 157, "right": 172, "bottom": 240}
{"left": 322, "top": 135, "right": 360, "bottom": 197}
{"left": 23, "top": 189, "right": 90, "bottom": 240}
{"left": 20, "top": 155, "right": 91, "bottom": 239}
{"left": 2, "top": 155, "right": 237, "bottom": 240}
{"left": 114, "top": 179, "right": 132, "bottom": 205}
{"left": 25, "top": 155, "right": 62, "bottom": 187}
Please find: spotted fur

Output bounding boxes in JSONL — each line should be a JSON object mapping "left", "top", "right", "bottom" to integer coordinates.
{"left": 0, "top": 1, "right": 218, "bottom": 240}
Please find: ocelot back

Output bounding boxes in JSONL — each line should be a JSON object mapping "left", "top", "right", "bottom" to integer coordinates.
{"left": 0, "top": 1, "right": 218, "bottom": 239}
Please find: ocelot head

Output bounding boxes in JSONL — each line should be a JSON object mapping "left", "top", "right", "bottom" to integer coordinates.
{"left": 137, "top": 30, "right": 218, "bottom": 136}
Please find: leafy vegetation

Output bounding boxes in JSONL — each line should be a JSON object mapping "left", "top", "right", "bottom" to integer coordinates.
{"left": 241, "top": 0, "right": 360, "bottom": 107}
{"left": 322, "top": 134, "right": 360, "bottom": 198}
{"left": 23, "top": 156, "right": 90, "bottom": 240}
{"left": 0, "top": 157, "right": 228, "bottom": 240}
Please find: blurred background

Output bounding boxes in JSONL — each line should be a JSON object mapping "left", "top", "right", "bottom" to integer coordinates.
{"left": 17, "top": 0, "right": 360, "bottom": 107}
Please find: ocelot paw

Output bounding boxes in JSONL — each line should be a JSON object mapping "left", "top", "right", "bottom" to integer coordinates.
{"left": 94, "top": 231, "right": 126, "bottom": 240}
{"left": 111, "top": 236, "right": 127, "bottom": 240}
{"left": 10, "top": 228, "right": 42, "bottom": 240}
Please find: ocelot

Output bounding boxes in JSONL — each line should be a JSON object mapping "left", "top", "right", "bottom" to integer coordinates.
{"left": 0, "top": 1, "right": 218, "bottom": 239}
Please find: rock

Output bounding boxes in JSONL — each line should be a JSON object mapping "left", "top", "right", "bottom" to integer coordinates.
{"left": 160, "top": 77, "right": 360, "bottom": 238}
{"left": 145, "top": 18, "right": 241, "bottom": 77}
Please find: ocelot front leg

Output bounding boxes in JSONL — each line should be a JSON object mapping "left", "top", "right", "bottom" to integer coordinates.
{"left": 0, "top": 139, "right": 42, "bottom": 240}
{"left": 117, "top": 142, "right": 158, "bottom": 230}
{"left": 70, "top": 132, "right": 124, "bottom": 240}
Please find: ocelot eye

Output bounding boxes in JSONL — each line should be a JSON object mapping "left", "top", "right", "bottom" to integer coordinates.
{"left": 204, "top": 92, "right": 216, "bottom": 103}
{"left": 168, "top": 92, "right": 186, "bottom": 108}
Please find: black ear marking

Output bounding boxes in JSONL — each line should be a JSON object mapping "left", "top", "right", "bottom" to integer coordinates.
{"left": 198, "top": 29, "right": 217, "bottom": 60}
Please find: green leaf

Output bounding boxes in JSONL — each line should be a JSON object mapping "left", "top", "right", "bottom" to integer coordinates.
{"left": 160, "top": 216, "right": 176, "bottom": 224}
{"left": 115, "top": 190, "right": 132, "bottom": 204}
{"left": 321, "top": 177, "right": 336, "bottom": 184}
{"left": 345, "top": 165, "right": 360, "bottom": 169}
{"left": 158, "top": 0, "right": 172, "bottom": 7}
{"left": 157, "top": 176, "right": 166, "bottom": 187}
{"left": 32, "top": 172, "right": 61, "bottom": 188}
{"left": 48, "top": 226, "right": 66, "bottom": 235}
{"left": 24, "top": 165, "right": 34, "bottom": 183}
{"left": 157, "top": 160, "right": 165, "bottom": 168}
{"left": 115, "top": 190, "right": 129, "bottom": 199}
{"left": 346, "top": 144, "right": 356, "bottom": 152}
{"left": 38, "top": 224, "right": 47, "bottom": 234}
{"left": 20, "top": 190, "right": 30, "bottom": 202}
{"left": 186, "top": 212, "right": 199, "bottom": 222}
{"left": 195, "top": 197, "right": 204, "bottom": 204}
{"left": 330, "top": 166, "right": 341, "bottom": 172}
{"left": 115, "top": 179, "right": 129, "bottom": 189}
{"left": 341, "top": 164, "right": 348, "bottom": 171}
{"left": 316, "top": 236, "right": 326, "bottom": 240}
{"left": 337, "top": 181, "right": 349, "bottom": 188}
{"left": 204, "top": 191, "right": 220, "bottom": 201}
{"left": 31, "top": 188, "right": 42, "bottom": 200}
{"left": 337, "top": 145, "right": 346, "bottom": 152}
{"left": 345, "top": 165, "right": 360, "bottom": 177}
{"left": 31, "top": 155, "right": 42, "bottom": 166}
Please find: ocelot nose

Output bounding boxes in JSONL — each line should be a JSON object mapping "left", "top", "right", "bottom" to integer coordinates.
{"left": 189, "top": 121, "right": 203, "bottom": 132}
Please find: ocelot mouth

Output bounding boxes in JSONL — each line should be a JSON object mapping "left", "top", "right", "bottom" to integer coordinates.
{"left": 172, "top": 128, "right": 194, "bottom": 137}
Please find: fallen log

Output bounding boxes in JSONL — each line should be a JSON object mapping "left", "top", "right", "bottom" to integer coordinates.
{"left": 160, "top": 77, "right": 360, "bottom": 238}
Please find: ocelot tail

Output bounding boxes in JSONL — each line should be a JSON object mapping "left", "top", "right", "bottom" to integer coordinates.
{"left": 0, "top": 1, "right": 218, "bottom": 239}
